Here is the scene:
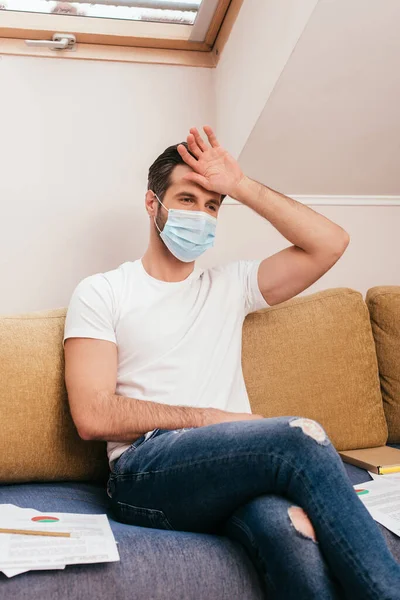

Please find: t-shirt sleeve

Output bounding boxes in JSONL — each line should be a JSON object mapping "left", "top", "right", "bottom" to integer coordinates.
{"left": 235, "top": 259, "right": 270, "bottom": 316}
{"left": 63, "top": 274, "right": 117, "bottom": 348}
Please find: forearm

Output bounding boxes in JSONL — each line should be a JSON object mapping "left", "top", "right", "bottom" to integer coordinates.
{"left": 233, "top": 176, "right": 349, "bottom": 254}
{"left": 85, "top": 393, "right": 207, "bottom": 442}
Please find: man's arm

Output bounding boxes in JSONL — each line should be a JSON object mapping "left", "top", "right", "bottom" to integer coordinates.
{"left": 85, "top": 393, "right": 207, "bottom": 442}
{"left": 232, "top": 177, "right": 350, "bottom": 306}
{"left": 64, "top": 337, "right": 261, "bottom": 442}
{"left": 178, "top": 125, "right": 350, "bottom": 307}
{"left": 64, "top": 337, "right": 207, "bottom": 441}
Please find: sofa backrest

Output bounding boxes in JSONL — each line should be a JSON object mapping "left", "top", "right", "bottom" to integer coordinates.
{"left": 0, "top": 286, "right": 393, "bottom": 484}
{"left": 366, "top": 286, "right": 400, "bottom": 444}
{"left": 242, "top": 287, "right": 388, "bottom": 451}
{"left": 0, "top": 308, "right": 109, "bottom": 485}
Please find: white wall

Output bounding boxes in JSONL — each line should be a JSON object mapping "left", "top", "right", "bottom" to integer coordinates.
{"left": 1, "top": 4, "right": 398, "bottom": 318}
{"left": 0, "top": 54, "right": 214, "bottom": 314}
{"left": 202, "top": 202, "right": 400, "bottom": 299}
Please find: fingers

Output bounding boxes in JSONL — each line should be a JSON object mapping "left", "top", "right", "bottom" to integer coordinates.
{"left": 187, "top": 133, "right": 202, "bottom": 159}
{"left": 190, "top": 127, "right": 208, "bottom": 152}
{"left": 185, "top": 125, "right": 220, "bottom": 157}
{"left": 177, "top": 143, "right": 198, "bottom": 170}
{"left": 203, "top": 125, "right": 220, "bottom": 148}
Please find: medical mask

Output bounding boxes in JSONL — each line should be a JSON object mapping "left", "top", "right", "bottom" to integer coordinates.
{"left": 153, "top": 193, "right": 217, "bottom": 263}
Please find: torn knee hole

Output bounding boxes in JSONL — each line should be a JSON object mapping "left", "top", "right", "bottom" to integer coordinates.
{"left": 288, "top": 506, "right": 317, "bottom": 543}
{"left": 289, "top": 417, "right": 328, "bottom": 444}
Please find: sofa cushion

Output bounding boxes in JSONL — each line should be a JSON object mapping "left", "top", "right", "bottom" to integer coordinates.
{"left": 0, "top": 481, "right": 265, "bottom": 600}
{"left": 242, "top": 288, "right": 388, "bottom": 451}
{"left": 366, "top": 286, "right": 400, "bottom": 443}
{"left": 0, "top": 308, "right": 109, "bottom": 485}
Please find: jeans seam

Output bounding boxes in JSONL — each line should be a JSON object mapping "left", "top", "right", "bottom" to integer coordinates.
{"left": 227, "top": 515, "right": 277, "bottom": 593}
{"left": 116, "top": 500, "right": 175, "bottom": 530}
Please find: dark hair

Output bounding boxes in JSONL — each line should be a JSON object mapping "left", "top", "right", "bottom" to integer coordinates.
{"left": 147, "top": 141, "right": 225, "bottom": 203}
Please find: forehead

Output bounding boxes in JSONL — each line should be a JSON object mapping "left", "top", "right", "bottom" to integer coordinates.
{"left": 170, "top": 164, "right": 193, "bottom": 186}
{"left": 169, "top": 164, "right": 220, "bottom": 201}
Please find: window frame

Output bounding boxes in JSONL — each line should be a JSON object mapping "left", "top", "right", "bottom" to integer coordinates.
{"left": 0, "top": 0, "right": 243, "bottom": 67}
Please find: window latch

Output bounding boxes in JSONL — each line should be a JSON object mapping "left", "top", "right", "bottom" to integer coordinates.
{"left": 25, "top": 33, "right": 76, "bottom": 51}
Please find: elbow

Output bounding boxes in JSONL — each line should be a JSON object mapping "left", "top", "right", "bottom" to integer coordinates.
{"left": 74, "top": 416, "right": 97, "bottom": 441}
{"left": 77, "top": 419, "right": 102, "bottom": 441}
{"left": 341, "top": 231, "right": 350, "bottom": 251}
{"left": 319, "top": 232, "right": 350, "bottom": 270}
{"left": 67, "top": 396, "right": 103, "bottom": 442}
{"left": 332, "top": 231, "right": 350, "bottom": 257}
{"left": 78, "top": 427, "right": 93, "bottom": 441}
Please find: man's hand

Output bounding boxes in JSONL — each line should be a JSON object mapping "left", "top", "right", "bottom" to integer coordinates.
{"left": 177, "top": 125, "right": 245, "bottom": 198}
{"left": 202, "top": 407, "right": 264, "bottom": 427}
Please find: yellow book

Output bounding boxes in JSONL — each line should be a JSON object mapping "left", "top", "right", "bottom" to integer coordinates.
{"left": 338, "top": 445, "right": 400, "bottom": 475}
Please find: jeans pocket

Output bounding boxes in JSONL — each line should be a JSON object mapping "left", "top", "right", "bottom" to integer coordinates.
{"left": 114, "top": 501, "right": 175, "bottom": 531}
{"left": 111, "top": 429, "right": 160, "bottom": 476}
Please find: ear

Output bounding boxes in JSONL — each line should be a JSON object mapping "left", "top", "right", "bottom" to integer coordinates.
{"left": 145, "top": 189, "right": 157, "bottom": 217}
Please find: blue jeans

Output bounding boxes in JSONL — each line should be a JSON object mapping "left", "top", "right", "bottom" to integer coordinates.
{"left": 106, "top": 416, "right": 400, "bottom": 599}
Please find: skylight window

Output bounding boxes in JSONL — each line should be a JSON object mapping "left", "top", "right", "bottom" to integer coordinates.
{"left": 1, "top": 0, "right": 201, "bottom": 25}
{"left": 0, "top": 0, "right": 241, "bottom": 66}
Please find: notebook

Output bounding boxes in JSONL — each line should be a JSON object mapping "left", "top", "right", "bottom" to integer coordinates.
{"left": 338, "top": 445, "right": 400, "bottom": 475}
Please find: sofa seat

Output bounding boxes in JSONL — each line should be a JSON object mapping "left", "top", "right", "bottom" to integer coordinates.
{"left": 0, "top": 483, "right": 265, "bottom": 600}
{"left": 1, "top": 461, "right": 399, "bottom": 599}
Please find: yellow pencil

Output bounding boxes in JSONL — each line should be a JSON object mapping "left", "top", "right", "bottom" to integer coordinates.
{"left": 0, "top": 528, "right": 71, "bottom": 537}
{"left": 378, "top": 466, "right": 400, "bottom": 474}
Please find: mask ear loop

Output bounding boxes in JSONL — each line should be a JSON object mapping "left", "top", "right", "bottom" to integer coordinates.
{"left": 154, "top": 217, "right": 161, "bottom": 234}
{"left": 154, "top": 192, "right": 169, "bottom": 212}
{"left": 153, "top": 192, "right": 168, "bottom": 234}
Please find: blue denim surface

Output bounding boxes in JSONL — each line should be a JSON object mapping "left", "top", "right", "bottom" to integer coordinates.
{"left": 107, "top": 416, "right": 400, "bottom": 600}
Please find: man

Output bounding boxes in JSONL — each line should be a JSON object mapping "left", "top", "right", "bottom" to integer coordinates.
{"left": 64, "top": 126, "right": 400, "bottom": 599}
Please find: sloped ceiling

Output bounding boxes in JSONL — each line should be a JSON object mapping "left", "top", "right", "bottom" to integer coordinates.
{"left": 238, "top": 0, "right": 400, "bottom": 195}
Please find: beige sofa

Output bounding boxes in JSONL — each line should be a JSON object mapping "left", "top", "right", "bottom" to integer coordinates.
{"left": 1, "top": 285, "right": 399, "bottom": 598}
{"left": 3, "top": 285, "right": 399, "bottom": 483}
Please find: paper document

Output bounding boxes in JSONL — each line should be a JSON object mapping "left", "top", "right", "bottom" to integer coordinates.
{"left": 0, "top": 504, "right": 119, "bottom": 578}
{"left": 353, "top": 478, "right": 400, "bottom": 538}
{"left": 368, "top": 470, "right": 400, "bottom": 483}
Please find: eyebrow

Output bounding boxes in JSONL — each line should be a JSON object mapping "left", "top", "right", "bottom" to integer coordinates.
{"left": 175, "top": 191, "right": 221, "bottom": 206}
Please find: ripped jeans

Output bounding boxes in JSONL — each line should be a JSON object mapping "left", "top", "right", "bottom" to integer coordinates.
{"left": 106, "top": 416, "right": 400, "bottom": 600}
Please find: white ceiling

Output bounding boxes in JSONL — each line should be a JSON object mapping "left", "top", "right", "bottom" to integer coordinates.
{"left": 238, "top": 0, "right": 400, "bottom": 195}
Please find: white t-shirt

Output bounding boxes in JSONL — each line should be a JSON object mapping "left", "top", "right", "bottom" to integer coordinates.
{"left": 63, "top": 258, "right": 269, "bottom": 468}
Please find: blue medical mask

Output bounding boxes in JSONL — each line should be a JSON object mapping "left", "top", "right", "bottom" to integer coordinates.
{"left": 153, "top": 193, "right": 217, "bottom": 263}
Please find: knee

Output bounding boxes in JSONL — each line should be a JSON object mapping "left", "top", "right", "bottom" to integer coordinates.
{"left": 288, "top": 506, "right": 318, "bottom": 543}
{"left": 288, "top": 417, "right": 331, "bottom": 446}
